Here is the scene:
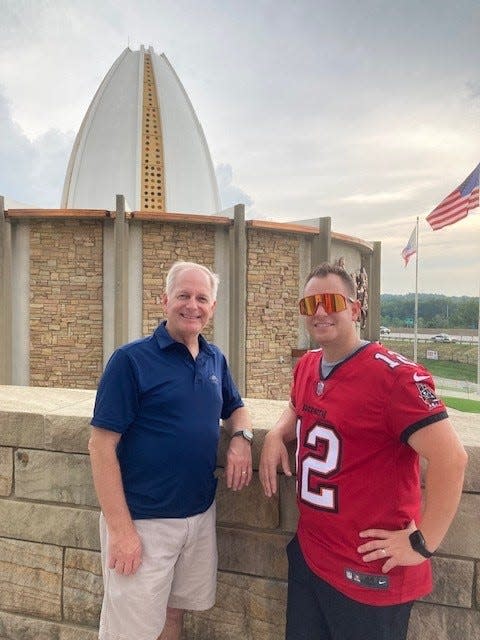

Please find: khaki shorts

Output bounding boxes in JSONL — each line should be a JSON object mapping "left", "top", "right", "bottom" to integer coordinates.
{"left": 98, "top": 502, "right": 217, "bottom": 640}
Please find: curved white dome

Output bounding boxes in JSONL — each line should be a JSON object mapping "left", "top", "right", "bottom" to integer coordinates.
{"left": 61, "top": 46, "right": 220, "bottom": 214}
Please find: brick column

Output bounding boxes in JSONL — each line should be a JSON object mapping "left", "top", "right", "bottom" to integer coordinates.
{"left": 297, "top": 237, "right": 311, "bottom": 349}
{"left": 229, "top": 204, "right": 247, "bottom": 394}
{"left": 311, "top": 216, "right": 331, "bottom": 267}
{"left": 0, "top": 198, "right": 12, "bottom": 384}
{"left": 308, "top": 216, "right": 332, "bottom": 348}
{"left": 213, "top": 221, "right": 232, "bottom": 358}
{"left": 113, "top": 195, "right": 129, "bottom": 349}
{"left": 365, "top": 241, "right": 381, "bottom": 339}
{"left": 127, "top": 220, "right": 143, "bottom": 342}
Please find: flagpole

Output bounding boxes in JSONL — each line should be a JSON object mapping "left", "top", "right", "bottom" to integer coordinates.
{"left": 425, "top": 163, "right": 479, "bottom": 389}
{"left": 477, "top": 169, "right": 480, "bottom": 396}
{"left": 477, "top": 279, "right": 480, "bottom": 395}
{"left": 413, "top": 217, "right": 419, "bottom": 362}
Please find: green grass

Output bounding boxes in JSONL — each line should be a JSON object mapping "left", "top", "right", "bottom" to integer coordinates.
{"left": 382, "top": 338, "right": 478, "bottom": 382}
{"left": 440, "top": 396, "right": 480, "bottom": 413}
{"left": 416, "top": 358, "right": 477, "bottom": 383}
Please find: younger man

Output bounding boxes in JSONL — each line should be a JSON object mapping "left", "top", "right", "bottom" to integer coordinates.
{"left": 260, "top": 262, "right": 467, "bottom": 640}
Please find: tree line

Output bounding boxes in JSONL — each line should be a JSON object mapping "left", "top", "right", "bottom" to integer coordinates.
{"left": 381, "top": 294, "right": 479, "bottom": 329}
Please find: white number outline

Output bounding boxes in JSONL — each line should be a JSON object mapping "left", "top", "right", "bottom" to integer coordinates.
{"left": 298, "top": 421, "right": 341, "bottom": 512}
{"left": 375, "top": 350, "right": 416, "bottom": 369}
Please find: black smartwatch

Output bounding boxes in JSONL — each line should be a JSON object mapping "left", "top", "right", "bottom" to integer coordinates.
{"left": 231, "top": 429, "right": 253, "bottom": 444}
{"left": 409, "top": 529, "right": 433, "bottom": 558}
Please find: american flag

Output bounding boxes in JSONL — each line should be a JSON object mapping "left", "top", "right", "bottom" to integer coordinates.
{"left": 426, "top": 163, "right": 479, "bottom": 230}
{"left": 401, "top": 226, "right": 417, "bottom": 267}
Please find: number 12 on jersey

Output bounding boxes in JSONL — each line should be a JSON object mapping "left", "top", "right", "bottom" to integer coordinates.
{"left": 297, "top": 420, "right": 341, "bottom": 511}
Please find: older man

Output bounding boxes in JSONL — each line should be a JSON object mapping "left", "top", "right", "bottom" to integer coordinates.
{"left": 90, "top": 261, "right": 253, "bottom": 640}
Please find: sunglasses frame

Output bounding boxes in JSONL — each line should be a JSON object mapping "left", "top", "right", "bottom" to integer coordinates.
{"left": 298, "top": 292, "right": 356, "bottom": 316}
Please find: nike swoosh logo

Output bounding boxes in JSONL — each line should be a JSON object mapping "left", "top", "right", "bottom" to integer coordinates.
{"left": 413, "top": 373, "right": 430, "bottom": 382}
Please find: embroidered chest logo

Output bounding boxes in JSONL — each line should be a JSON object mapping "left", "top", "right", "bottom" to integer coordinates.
{"left": 416, "top": 382, "right": 441, "bottom": 409}
{"left": 302, "top": 403, "right": 327, "bottom": 418}
{"left": 315, "top": 381, "right": 325, "bottom": 396}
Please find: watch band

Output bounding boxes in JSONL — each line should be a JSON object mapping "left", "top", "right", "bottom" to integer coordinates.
{"left": 231, "top": 429, "right": 253, "bottom": 443}
{"left": 409, "top": 529, "right": 433, "bottom": 558}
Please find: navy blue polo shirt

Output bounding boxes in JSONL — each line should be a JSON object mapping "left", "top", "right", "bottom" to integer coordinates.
{"left": 91, "top": 322, "right": 244, "bottom": 519}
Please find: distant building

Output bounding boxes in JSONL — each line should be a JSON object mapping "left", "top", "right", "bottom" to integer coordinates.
{"left": 62, "top": 46, "right": 220, "bottom": 215}
{"left": 0, "top": 46, "right": 380, "bottom": 398}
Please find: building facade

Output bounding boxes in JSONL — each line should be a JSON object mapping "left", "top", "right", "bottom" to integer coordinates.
{"left": 0, "top": 46, "right": 381, "bottom": 398}
{"left": 0, "top": 199, "right": 380, "bottom": 398}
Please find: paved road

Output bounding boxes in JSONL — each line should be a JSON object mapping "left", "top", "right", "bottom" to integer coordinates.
{"left": 434, "top": 376, "right": 479, "bottom": 399}
{"left": 389, "top": 332, "right": 479, "bottom": 344}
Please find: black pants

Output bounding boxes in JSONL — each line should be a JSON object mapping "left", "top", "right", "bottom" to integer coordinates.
{"left": 286, "top": 536, "right": 413, "bottom": 640}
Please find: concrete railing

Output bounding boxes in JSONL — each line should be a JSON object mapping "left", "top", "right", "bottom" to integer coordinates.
{"left": 0, "top": 385, "right": 479, "bottom": 639}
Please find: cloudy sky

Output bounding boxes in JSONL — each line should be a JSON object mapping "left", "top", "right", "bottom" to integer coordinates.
{"left": 1, "top": 0, "right": 479, "bottom": 295}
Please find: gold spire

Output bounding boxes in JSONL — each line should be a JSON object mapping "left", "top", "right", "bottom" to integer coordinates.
{"left": 141, "top": 53, "right": 165, "bottom": 211}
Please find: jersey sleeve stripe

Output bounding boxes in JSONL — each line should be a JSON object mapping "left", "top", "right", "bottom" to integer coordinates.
{"left": 400, "top": 411, "right": 449, "bottom": 443}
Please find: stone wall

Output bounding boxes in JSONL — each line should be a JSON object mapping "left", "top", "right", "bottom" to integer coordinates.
{"left": 142, "top": 221, "right": 216, "bottom": 341}
{"left": 0, "top": 385, "right": 479, "bottom": 639}
{"left": 330, "top": 240, "right": 363, "bottom": 273}
{"left": 2, "top": 208, "right": 379, "bottom": 399}
{"left": 29, "top": 220, "right": 104, "bottom": 389}
{"left": 245, "top": 229, "right": 301, "bottom": 399}
{"left": 27, "top": 218, "right": 218, "bottom": 388}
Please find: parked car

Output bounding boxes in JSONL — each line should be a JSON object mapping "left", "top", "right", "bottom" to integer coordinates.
{"left": 380, "top": 326, "right": 391, "bottom": 335}
{"left": 431, "top": 333, "right": 454, "bottom": 343}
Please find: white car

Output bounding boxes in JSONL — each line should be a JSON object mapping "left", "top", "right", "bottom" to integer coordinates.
{"left": 431, "top": 333, "right": 454, "bottom": 343}
{"left": 380, "top": 326, "right": 391, "bottom": 335}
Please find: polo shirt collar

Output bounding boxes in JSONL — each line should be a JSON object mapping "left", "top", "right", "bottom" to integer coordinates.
{"left": 154, "top": 321, "right": 214, "bottom": 355}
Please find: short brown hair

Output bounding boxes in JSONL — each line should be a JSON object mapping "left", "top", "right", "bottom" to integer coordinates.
{"left": 305, "top": 262, "right": 356, "bottom": 298}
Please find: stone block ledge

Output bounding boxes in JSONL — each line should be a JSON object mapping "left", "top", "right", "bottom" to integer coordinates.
{"left": 0, "top": 385, "right": 479, "bottom": 640}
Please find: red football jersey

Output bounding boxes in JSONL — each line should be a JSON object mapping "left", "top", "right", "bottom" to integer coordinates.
{"left": 292, "top": 342, "right": 448, "bottom": 605}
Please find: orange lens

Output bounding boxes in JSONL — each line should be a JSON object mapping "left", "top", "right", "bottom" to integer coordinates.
{"left": 299, "top": 293, "right": 348, "bottom": 315}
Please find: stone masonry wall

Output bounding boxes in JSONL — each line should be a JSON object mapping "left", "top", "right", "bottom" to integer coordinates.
{"left": 0, "top": 386, "right": 479, "bottom": 639}
{"left": 142, "top": 221, "right": 216, "bottom": 341}
{"left": 246, "top": 229, "right": 300, "bottom": 400}
{"left": 330, "top": 241, "right": 363, "bottom": 273}
{"left": 5, "top": 212, "right": 377, "bottom": 397}
{"left": 29, "top": 220, "right": 104, "bottom": 390}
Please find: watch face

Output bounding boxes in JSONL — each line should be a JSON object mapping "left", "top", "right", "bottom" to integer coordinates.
{"left": 410, "top": 531, "right": 420, "bottom": 547}
{"left": 409, "top": 530, "right": 432, "bottom": 558}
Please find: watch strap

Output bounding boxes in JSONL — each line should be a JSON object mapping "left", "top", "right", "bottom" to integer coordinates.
{"left": 231, "top": 429, "right": 253, "bottom": 443}
{"left": 409, "top": 529, "right": 433, "bottom": 558}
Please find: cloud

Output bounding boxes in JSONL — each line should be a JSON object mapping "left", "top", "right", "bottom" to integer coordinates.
{"left": 340, "top": 190, "right": 415, "bottom": 205}
{"left": 0, "top": 88, "right": 74, "bottom": 206}
{"left": 0, "top": 0, "right": 479, "bottom": 295}
{"left": 215, "top": 163, "right": 255, "bottom": 214}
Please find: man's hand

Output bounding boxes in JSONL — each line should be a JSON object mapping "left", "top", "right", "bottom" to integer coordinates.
{"left": 108, "top": 528, "right": 143, "bottom": 575}
{"left": 259, "top": 430, "right": 292, "bottom": 498}
{"left": 358, "top": 520, "right": 426, "bottom": 573}
{"left": 225, "top": 437, "right": 252, "bottom": 491}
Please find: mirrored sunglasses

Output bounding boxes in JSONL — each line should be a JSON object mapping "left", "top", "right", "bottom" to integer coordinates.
{"left": 299, "top": 292, "right": 355, "bottom": 316}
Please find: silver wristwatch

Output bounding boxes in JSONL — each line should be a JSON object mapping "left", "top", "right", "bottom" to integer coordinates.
{"left": 231, "top": 429, "right": 254, "bottom": 444}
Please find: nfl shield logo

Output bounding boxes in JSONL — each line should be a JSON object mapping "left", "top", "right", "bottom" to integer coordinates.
{"left": 316, "top": 381, "right": 325, "bottom": 396}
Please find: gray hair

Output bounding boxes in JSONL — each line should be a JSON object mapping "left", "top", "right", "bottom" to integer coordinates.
{"left": 165, "top": 261, "right": 220, "bottom": 301}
